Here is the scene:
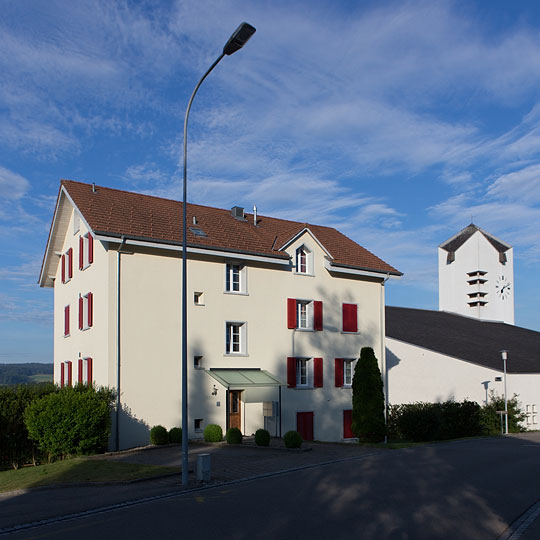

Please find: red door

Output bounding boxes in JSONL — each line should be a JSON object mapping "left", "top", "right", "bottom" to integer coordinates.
{"left": 296, "top": 412, "right": 314, "bottom": 441}
{"left": 343, "top": 409, "right": 354, "bottom": 439}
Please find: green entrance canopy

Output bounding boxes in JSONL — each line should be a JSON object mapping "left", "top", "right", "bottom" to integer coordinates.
{"left": 205, "top": 368, "right": 284, "bottom": 390}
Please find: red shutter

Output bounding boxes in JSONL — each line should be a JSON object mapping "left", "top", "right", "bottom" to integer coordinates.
{"left": 87, "top": 358, "right": 93, "bottom": 385}
{"left": 79, "top": 236, "right": 84, "bottom": 270}
{"left": 87, "top": 292, "right": 93, "bottom": 327}
{"left": 343, "top": 410, "right": 354, "bottom": 439}
{"left": 67, "top": 362, "right": 72, "bottom": 387}
{"left": 61, "top": 254, "right": 65, "bottom": 283}
{"left": 60, "top": 363, "right": 65, "bottom": 388}
{"left": 64, "top": 305, "right": 70, "bottom": 336}
{"left": 314, "top": 357, "right": 323, "bottom": 387}
{"left": 313, "top": 301, "right": 323, "bottom": 331}
{"left": 335, "top": 358, "right": 344, "bottom": 387}
{"left": 78, "top": 359, "right": 83, "bottom": 384}
{"left": 79, "top": 296, "right": 83, "bottom": 329}
{"left": 287, "top": 357, "right": 296, "bottom": 388}
{"left": 287, "top": 298, "right": 297, "bottom": 329}
{"left": 68, "top": 248, "right": 73, "bottom": 279}
{"left": 342, "top": 303, "right": 358, "bottom": 332}
{"left": 88, "top": 234, "right": 94, "bottom": 264}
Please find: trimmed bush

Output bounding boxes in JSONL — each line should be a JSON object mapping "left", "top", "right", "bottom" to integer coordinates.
{"left": 284, "top": 430, "right": 302, "bottom": 448}
{"left": 150, "top": 425, "right": 169, "bottom": 445}
{"left": 352, "top": 347, "right": 386, "bottom": 442}
{"left": 168, "top": 427, "right": 182, "bottom": 444}
{"left": 203, "top": 424, "right": 223, "bottom": 442}
{"left": 226, "top": 427, "right": 243, "bottom": 444}
{"left": 255, "top": 428, "right": 270, "bottom": 447}
{"left": 24, "top": 386, "right": 113, "bottom": 459}
{"left": 0, "top": 383, "right": 56, "bottom": 469}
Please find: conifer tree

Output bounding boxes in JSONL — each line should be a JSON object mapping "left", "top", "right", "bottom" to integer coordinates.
{"left": 351, "top": 346, "right": 386, "bottom": 442}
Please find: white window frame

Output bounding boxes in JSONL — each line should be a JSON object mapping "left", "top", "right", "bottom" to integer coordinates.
{"left": 296, "top": 357, "right": 312, "bottom": 387}
{"left": 225, "top": 321, "right": 247, "bottom": 355}
{"left": 63, "top": 248, "right": 73, "bottom": 283}
{"left": 80, "top": 233, "right": 92, "bottom": 269}
{"left": 225, "top": 262, "right": 247, "bottom": 294}
{"left": 81, "top": 293, "right": 93, "bottom": 330}
{"left": 62, "top": 361, "right": 72, "bottom": 387}
{"left": 297, "top": 300, "right": 314, "bottom": 330}
{"left": 81, "top": 357, "right": 91, "bottom": 385}
{"left": 295, "top": 245, "right": 313, "bottom": 275}
{"left": 343, "top": 359, "right": 355, "bottom": 387}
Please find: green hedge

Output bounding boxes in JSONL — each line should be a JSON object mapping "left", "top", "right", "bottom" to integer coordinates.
{"left": 150, "top": 425, "right": 169, "bottom": 445}
{"left": 24, "top": 385, "right": 114, "bottom": 460}
{"left": 203, "top": 424, "right": 223, "bottom": 442}
{"left": 284, "top": 430, "right": 302, "bottom": 448}
{"left": 225, "top": 427, "right": 243, "bottom": 444}
{"left": 255, "top": 428, "right": 270, "bottom": 447}
{"left": 0, "top": 383, "right": 56, "bottom": 469}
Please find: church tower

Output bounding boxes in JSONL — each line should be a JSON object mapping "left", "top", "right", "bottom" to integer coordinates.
{"left": 438, "top": 224, "right": 514, "bottom": 324}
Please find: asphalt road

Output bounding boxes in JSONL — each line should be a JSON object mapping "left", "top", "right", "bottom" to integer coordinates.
{"left": 3, "top": 434, "right": 540, "bottom": 540}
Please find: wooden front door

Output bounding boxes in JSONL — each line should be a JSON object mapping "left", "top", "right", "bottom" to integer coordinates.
{"left": 229, "top": 390, "right": 242, "bottom": 431}
{"left": 343, "top": 409, "right": 354, "bottom": 439}
{"left": 296, "top": 411, "right": 314, "bottom": 441}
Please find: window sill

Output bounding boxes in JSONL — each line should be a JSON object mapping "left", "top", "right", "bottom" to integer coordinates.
{"left": 63, "top": 334, "right": 70, "bottom": 338}
{"left": 341, "top": 331, "right": 360, "bottom": 335}
{"left": 223, "top": 353, "right": 249, "bottom": 357}
{"left": 194, "top": 303, "right": 205, "bottom": 307}
{"left": 293, "top": 272, "right": 315, "bottom": 277}
{"left": 296, "top": 328, "right": 315, "bottom": 332}
{"left": 223, "top": 291, "right": 249, "bottom": 296}
{"left": 293, "top": 386, "right": 314, "bottom": 390}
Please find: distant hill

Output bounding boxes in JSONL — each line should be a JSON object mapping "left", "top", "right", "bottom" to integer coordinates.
{"left": 0, "top": 363, "right": 54, "bottom": 386}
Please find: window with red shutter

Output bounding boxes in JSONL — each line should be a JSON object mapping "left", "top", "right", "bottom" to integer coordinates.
{"left": 287, "top": 357, "right": 296, "bottom": 388}
{"left": 313, "top": 301, "right": 323, "bottom": 331}
{"left": 67, "top": 248, "right": 73, "bottom": 279}
{"left": 60, "top": 362, "right": 65, "bottom": 388}
{"left": 287, "top": 298, "right": 296, "bottom": 329}
{"left": 64, "top": 305, "right": 70, "bottom": 336}
{"left": 67, "top": 361, "right": 72, "bottom": 387}
{"left": 78, "top": 359, "right": 83, "bottom": 384}
{"left": 342, "top": 303, "right": 358, "bottom": 332}
{"left": 335, "top": 358, "right": 344, "bottom": 387}
{"left": 313, "top": 357, "right": 323, "bottom": 387}
{"left": 79, "top": 296, "right": 83, "bottom": 329}
{"left": 87, "top": 292, "right": 93, "bottom": 327}
{"left": 86, "top": 358, "right": 93, "bottom": 384}
{"left": 88, "top": 234, "right": 94, "bottom": 264}
{"left": 79, "top": 236, "right": 84, "bottom": 270}
{"left": 61, "top": 254, "right": 65, "bottom": 283}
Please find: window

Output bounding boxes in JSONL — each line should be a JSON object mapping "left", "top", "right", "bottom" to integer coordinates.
{"left": 344, "top": 359, "right": 354, "bottom": 386}
{"left": 295, "top": 246, "right": 312, "bottom": 274}
{"left": 79, "top": 233, "right": 94, "bottom": 270}
{"left": 287, "top": 357, "right": 323, "bottom": 388}
{"left": 342, "top": 303, "right": 358, "bottom": 333}
{"left": 194, "top": 419, "right": 203, "bottom": 432}
{"left": 225, "top": 322, "right": 246, "bottom": 354}
{"left": 79, "top": 292, "right": 93, "bottom": 330}
{"left": 225, "top": 263, "right": 246, "bottom": 293}
{"left": 335, "top": 358, "right": 355, "bottom": 387}
{"left": 64, "top": 305, "right": 70, "bottom": 337}
{"left": 61, "top": 248, "right": 73, "bottom": 283}
{"left": 194, "top": 355, "right": 203, "bottom": 369}
{"left": 78, "top": 357, "right": 93, "bottom": 385}
{"left": 526, "top": 404, "right": 538, "bottom": 426}
{"left": 287, "top": 298, "right": 323, "bottom": 330}
{"left": 194, "top": 292, "right": 204, "bottom": 305}
{"left": 61, "top": 361, "right": 72, "bottom": 388}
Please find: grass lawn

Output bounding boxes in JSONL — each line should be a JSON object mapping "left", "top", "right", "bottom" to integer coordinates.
{"left": 0, "top": 458, "right": 178, "bottom": 493}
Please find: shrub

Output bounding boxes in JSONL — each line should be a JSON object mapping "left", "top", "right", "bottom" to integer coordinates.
{"left": 480, "top": 392, "right": 526, "bottom": 435}
{"left": 396, "top": 402, "right": 441, "bottom": 442}
{"left": 24, "top": 386, "right": 113, "bottom": 460}
{"left": 150, "top": 425, "right": 169, "bottom": 445}
{"left": 284, "top": 430, "right": 302, "bottom": 448}
{"left": 203, "top": 424, "right": 223, "bottom": 442}
{"left": 255, "top": 428, "right": 270, "bottom": 447}
{"left": 226, "top": 427, "right": 243, "bottom": 444}
{"left": 352, "top": 347, "right": 386, "bottom": 442}
{"left": 168, "top": 427, "right": 182, "bottom": 444}
{"left": 0, "top": 383, "right": 56, "bottom": 469}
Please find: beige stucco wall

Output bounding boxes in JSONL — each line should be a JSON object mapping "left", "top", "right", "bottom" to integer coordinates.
{"left": 386, "top": 337, "right": 539, "bottom": 429}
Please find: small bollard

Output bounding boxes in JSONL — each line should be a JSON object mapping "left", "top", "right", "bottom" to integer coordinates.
{"left": 197, "top": 453, "right": 211, "bottom": 482}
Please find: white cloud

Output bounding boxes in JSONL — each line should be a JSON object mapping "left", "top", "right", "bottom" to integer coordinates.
{"left": 0, "top": 166, "right": 30, "bottom": 200}
{"left": 488, "top": 165, "right": 540, "bottom": 204}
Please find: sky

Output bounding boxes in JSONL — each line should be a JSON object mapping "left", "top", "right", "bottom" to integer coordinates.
{"left": 1, "top": 0, "right": 540, "bottom": 363}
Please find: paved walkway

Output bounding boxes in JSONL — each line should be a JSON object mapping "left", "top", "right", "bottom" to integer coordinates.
{"left": 0, "top": 439, "right": 383, "bottom": 531}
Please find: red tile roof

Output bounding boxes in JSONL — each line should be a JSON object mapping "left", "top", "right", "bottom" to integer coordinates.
{"left": 61, "top": 179, "right": 400, "bottom": 275}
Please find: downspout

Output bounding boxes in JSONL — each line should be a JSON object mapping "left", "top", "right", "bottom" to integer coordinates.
{"left": 380, "top": 273, "right": 390, "bottom": 444}
{"left": 115, "top": 235, "right": 128, "bottom": 451}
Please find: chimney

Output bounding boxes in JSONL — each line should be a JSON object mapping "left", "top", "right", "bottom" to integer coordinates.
{"left": 92, "top": 182, "right": 96, "bottom": 193}
{"left": 231, "top": 206, "right": 244, "bottom": 220}
{"left": 253, "top": 205, "right": 257, "bottom": 226}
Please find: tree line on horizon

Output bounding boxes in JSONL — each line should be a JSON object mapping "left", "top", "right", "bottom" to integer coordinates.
{"left": 0, "top": 363, "right": 53, "bottom": 386}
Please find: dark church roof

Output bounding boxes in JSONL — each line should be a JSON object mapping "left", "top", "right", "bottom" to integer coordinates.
{"left": 386, "top": 306, "right": 540, "bottom": 374}
{"left": 439, "top": 224, "right": 511, "bottom": 254}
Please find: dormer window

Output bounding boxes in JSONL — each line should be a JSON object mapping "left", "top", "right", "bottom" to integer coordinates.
{"left": 295, "top": 246, "right": 312, "bottom": 275}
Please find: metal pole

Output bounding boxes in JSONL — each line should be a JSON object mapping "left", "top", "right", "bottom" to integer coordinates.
{"left": 182, "top": 53, "right": 225, "bottom": 487}
{"left": 503, "top": 355, "right": 508, "bottom": 435}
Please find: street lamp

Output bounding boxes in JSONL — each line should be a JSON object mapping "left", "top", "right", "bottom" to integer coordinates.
{"left": 501, "top": 350, "right": 508, "bottom": 435}
{"left": 181, "top": 22, "right": 256, "bottom": 487}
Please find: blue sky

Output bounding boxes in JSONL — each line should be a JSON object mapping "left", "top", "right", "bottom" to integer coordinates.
{"left": 1, "top": 0, "right": 540, "bottom": 363}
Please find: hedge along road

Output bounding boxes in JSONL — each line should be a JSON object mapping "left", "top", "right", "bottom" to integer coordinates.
{"left": 3, "top": 433, "right": 540, "bottom": 540}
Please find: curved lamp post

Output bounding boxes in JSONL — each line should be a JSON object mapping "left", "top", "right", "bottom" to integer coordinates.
{"left": 181, "top": 22, "right": 256, "bottom": 486}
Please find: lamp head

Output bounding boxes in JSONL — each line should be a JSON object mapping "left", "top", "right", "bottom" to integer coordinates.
{"left": 500, "top": 350, "right": 508, "bottom": 361}
{"left": 223, "top": 22, "right": 256, "bottom": 55}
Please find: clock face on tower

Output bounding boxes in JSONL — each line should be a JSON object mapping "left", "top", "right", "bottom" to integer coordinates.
{"left": 495, "top": 275, "right": 512, "bottom": 300}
